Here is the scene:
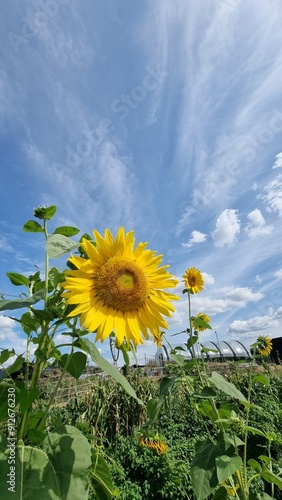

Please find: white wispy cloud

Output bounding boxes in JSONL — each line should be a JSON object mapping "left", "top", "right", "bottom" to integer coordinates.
{"left": 272, "top": 152, "right": 282, "bottom": 168}
{"left": 212, "top": 209, "right": 240, "bottom": 247}
{"left": 274, "top": 268, "right": 282, "bottom": 280}
{"left": 245, "top": 208, "right": 273, "bottom": 238}
{"left": 260, "top": 174, "right": 282, "bottom": 216}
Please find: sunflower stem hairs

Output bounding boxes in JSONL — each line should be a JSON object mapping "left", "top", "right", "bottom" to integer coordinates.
{"left": 61, "top": 227, "right": 179, "bottom": 347}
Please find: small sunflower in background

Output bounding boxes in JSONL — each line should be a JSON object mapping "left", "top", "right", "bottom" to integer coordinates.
{"left": 139, "top": 434, "right": 168, "bottom": 455}
{"left": 192, "top": 312, "right": 211, "bottom": 331}
{"left": 256, "top": 335, "right": 272, "bottom": 356}
{"left": 61, "top": 227, "right": 179, "bottom": 347}
{"left": 183, "top": 267, "right": 204, "bottom": 294}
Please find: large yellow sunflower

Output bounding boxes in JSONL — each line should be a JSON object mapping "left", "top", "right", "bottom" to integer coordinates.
{"left": 183, "top": 267, "right": 204, "bottom": 294}
{"left": 61, "top": 228, "right": 179, "bottom": 346}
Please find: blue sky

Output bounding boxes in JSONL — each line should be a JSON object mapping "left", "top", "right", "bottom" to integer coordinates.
{"left": 1, "top": 0, "right": 282, "bottom": 365}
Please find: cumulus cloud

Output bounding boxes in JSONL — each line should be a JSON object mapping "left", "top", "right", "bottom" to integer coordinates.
{"left": 272, "top": 152, "right": 282, "bottom": 169}
{"left": 229, "top": 315, "right": 279, "bottom": 333}
{"left": 212, "top": 209, "right": 240, "bottom": 247}
{"left": 202, "top": 272, "right": 215, "bottom": 286}
{"left": 190, "top": 286, "right": 263, "bottom": 315}
{"left": 182, "top": 230, "right": 207, "bottom": 248}
{"left": 0, "top": 315, "right": 33, "bottom": 367}
{"left": 245, "top": 208, "right": 273, "bottom": 238}
{"left": 260, "top": 174, "right": 282, "bottom": 216}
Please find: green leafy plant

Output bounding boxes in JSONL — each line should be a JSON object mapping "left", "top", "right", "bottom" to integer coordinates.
{"left": 142, "top": 267, "right": 282, "bottom": 500}
{"left": 0, "top": 205, "right": 142, "bottom": 499}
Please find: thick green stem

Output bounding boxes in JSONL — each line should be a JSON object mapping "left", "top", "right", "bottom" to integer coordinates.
{"left": 17, "top": 322, "right": 49, "bottom": 442}
{"left": 18, "top": 219, "right": 50, "bottom": 442}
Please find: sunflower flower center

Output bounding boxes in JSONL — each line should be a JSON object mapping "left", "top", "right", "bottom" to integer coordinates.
{"left": 189, "top": 277, "right": 196, "bottom": 287}
{"left": 95, "top": 257, "right": 149, "bottom": 312}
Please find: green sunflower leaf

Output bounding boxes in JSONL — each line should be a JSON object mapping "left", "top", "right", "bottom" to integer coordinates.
{"left": 59, "top": 352, "right": 87, "bottom": 380}
{"left": 0, "top": 290, "right": 44, "bottom": 311}
{"left": 46, "top": 234, "right": 78, "bottom": 258}
{"left": 23, "top": 220, "right": 44, "bottom": 232}
{"left": 210, "top": 372, "right": 248, "bottom": 403}
{"left": 53, "top": 226, "right": 80, "bottom": 237}
{"left": 6, "top": 272, "right": 29, "bottom": 287}
{"left": 44, "top": 205, "right": 57, "bottom": 220}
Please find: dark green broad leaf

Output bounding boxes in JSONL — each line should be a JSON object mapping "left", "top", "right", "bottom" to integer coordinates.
{"left": 48, "top": 267, "right": 65, "bottom": 288}
{"left": 190, "top": 433, "right": 235, "bottom": 500}
{"left": 91, "top": 450, "right": 117, "bottom": 500}
{"left": 172, "top": 345, "right": 186, "bottom": 352}
{"left": 253, "top": 374, "right": 269, "bottom": 386}
{"left": 245, "top": 426, "right": 267, "bottom": 438}
{"left": 194, "top": 387, "right": 217, "bottom": 399}
{"left": 18, "top": 387, "right": 39, "bottom": 414}
{"left": 193, "top": 317, "right": 212, "bottom": 330}
{"left": 261, "top": 469, "right": 282, "bottom": 490}
{"left": 170, "top": 352, "right": 185, "bottom": 365}
{"left": 53, "top": 226, "right": 80, "bottom": 237}
{"left": 23, "top": 220, "right": 44, "bottom": 232}
{"left": 215, "top": 454, "right": 242, "bottom": 484}
{"left": 20, "top": 311, "right": 40, "bottom": 334}
{"left": 81, "top": 338, "right": 143, "bottom": 405}
{"left": 213, "top": 486, "right": 229, "bottom": 499}
{"left": 210, "top": 372, "right": 247, "bottom": 403}
{"left": 0, "top": 349, "right": 15, "bottom": 366}
{"left": 6, "top": 272, "right": 29, "bottom": 287}
{"left": 248, "top": 459, "right": 262, "bottom": 473}
{"left": 79, "top": 232, "right": 95, "bottom": 243}
{"left": 159, "top": 376, "right": 176, "bottom": 398}
{"left": 187, "top": 335, "right": 199, "bottom": 349}
{"left": 59, "top": 352, "right": 87, "bottom": 380}
{"left": 42, "top": 425, "right": 92, "bottom": 499}
{"left": 184, "top": 358, "right": 198, "bottom": 371}
{"left": 0, "top": 425, "right": 92, "bottom": 500}
{"left": 4, "top": 354, "right": 25, "bottom": 377}
{"left": 259, "top": 455, "right": 271, "bottom": 465}
{"left": 195, "top": 400, "right": 218, "bottom": 423}
{"left": 44, "top": 205, "right": 57, "bottom": 220}
{"left": 47, "top": 234, "right": 78, "bottom": 258}
{"left": 0, "top": 290, "right": 44, "bottom": 311}
{"left": 28, "top": 428, "right": 47, "bottom": 444}
{"left": 146, "top": 398, "right": 162, "bottom": 423}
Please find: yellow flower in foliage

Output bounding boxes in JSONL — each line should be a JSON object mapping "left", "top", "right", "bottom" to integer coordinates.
{"left": 139, "top": 435, "right": 168, "bottom": 455}
{"left": 221, "top": 481, "right": 239, "bottom": 496}
{"left": 183, "top": 267, "right": 204, "bottom": 294}
{"left": 257, "top": 335, "right": 272, "bottom": 356}
{"left": 61, "top": 228, "right": 179, "bottom": 347}
{"left": 192, "top": 312, "right": 211, "bottom": 331}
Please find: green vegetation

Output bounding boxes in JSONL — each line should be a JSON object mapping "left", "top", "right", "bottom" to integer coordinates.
{"left": 39, "top": 366, "right": 282, "bottom": 499}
